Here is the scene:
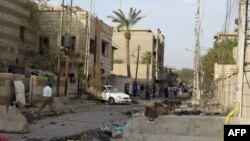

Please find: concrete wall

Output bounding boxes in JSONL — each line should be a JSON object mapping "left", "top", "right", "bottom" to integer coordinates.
{"left": 0, "top": 73, "right": 78, "bottom": 105}
{"left": 214, "top": 66, "right": 250, "bottom": 118}
{"left": 112, "top": 64, "right": 153, "bottom": 84}
{"left": 0, "top": 0, "right": 37, "bottom": 74}
{"left": 29, "top": 75, "right": 77, "bottom": 103}
{"left": 123, "top": 116, "right": 224, "bottom": 141}
{"left": 0, "top": 73, "right": 25, "bottom": 104}
{"left": 214, "top": 63, "right": 237, "bottom": 80}
{"left": 110, "top": 75, "right": 133, "bottom": 94}
{"left": 123, "top": 115, "right": 250, "bottom": 141}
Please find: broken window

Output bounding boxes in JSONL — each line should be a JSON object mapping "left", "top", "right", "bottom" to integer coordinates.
{"left": 102, "top": 40, "right": 108, "bottom": 56}
{"left": 71, "top": 36, "right": 76, "bottom": 51}
{"left": 39, "top": 36, "right": 50, "bottom": 55}
{"left": 69, "top": 73, "right": 76, "bottom": 83}
{"left": 20, "top": 26, "right": 25, "bottom": 42}
{"left": 90, "top": 39, "right": 96, "bottom": 54}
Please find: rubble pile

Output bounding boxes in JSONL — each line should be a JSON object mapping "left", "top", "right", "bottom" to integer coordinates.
{"left": 145, "top": 100, "right": 182, "bottom": 119}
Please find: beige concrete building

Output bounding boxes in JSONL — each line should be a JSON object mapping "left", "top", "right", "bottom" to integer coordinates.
{"left": 0, "top": 0, "right": 38, "bottom": 74}
{"left": 214, "top": 31, "right": 238, "bottom": 44}
{"left": 112, "top": 29, "right": 165, "bottom": 83}
{"left": 39, "top": 6, "right": 114, "bottom": 94}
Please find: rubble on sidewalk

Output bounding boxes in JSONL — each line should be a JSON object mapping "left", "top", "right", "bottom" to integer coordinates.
{"left": 59, "top": 124, "right": 125, "bottom": 141}
{"left": 145, "top": 104, "right": 168, "bottom": 120}
{"left": 144, "top": 100, "right": 182, "bottom": 120}
{"left": 121, "top": 109, "right": 144, "bottom": 117}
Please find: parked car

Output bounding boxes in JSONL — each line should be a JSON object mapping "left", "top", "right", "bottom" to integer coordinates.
{"left": 98, "top": 85, "right": 132, "bottom": 105}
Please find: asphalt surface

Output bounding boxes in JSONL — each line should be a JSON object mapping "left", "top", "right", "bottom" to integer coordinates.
{"left": 0, "top": 101, "right": 146, "bottom": 141}
{"left": 0, "top": 93, "right": 191, "bottom": 141}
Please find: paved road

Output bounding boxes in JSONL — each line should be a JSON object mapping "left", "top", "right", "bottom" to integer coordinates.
{"left": 0, "top": 102, "right": 146, "bottom": 141}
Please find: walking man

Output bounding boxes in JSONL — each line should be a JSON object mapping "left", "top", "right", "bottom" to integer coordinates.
{"left": 37, "top": 83, "right": 57, "bottom": 116}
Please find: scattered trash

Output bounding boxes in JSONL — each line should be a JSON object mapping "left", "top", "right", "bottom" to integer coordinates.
{"left": 121, "top": 109, "right": 141, "bottom": 117}
{"left": 0, "top": 135, "right": 10, "bottom": 141}
{"left": 50, "top": 121, "right": 56, "bottom": 125}
{"left": 112, "top": 124, "right": 124, "bottom": 138}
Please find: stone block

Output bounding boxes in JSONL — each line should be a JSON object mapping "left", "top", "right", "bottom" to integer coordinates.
{"left": 0, "top": 105, "right": 29, "bottom": 133}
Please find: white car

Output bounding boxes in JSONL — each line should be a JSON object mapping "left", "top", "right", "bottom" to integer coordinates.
{"left": 98, "top": 85, "right": 132, "bottom": 104}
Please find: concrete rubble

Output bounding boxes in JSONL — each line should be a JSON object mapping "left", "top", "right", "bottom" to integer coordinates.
{"left": 123, "top": 115, "right": 224, "bottom": 141}
{"left": 0, "top": 97, "right": 146, "bottom": 141}
{"left": 0, "top": 105, "right": 29, "bottom": 133}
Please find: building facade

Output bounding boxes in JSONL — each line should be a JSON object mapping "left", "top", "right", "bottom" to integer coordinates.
{"left": 214, "top": 31, "right": 238, "bottom": 44}
{"left": 112, "top": 28, "right": 165, "bottom": 84}
{"left": 39, "top": 6, "right": 114, "bottom": 95}
{"left": 0, "top": 0, "right": 37, "bottom": 74}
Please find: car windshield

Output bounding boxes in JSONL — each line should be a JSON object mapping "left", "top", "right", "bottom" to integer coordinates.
{"left": 106, "top": 86, "right": 119, "bottom": 93}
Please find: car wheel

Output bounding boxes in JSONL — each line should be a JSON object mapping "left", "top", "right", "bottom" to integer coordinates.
{"left": 108, "top": 97, "right": 115, "bottom": 105}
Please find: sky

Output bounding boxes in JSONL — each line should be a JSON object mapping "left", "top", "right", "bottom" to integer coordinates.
{"left": 51, "top": 0, "right": 237, "bottom": 70}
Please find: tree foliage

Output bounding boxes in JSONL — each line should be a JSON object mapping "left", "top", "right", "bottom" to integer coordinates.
{"left": 107, "top": 7, "right": 145, "bottom": 30}
{"left": 140, "top": 51, "right": 152, "bottom": 64}
{"left": 202, "top": 39, "right": 237, "bottom": 84}
{"left": 177, "top": 68, "right": 194, "bottom": 83}
{"left": 108, "top": 7, "right": 144, "bottom": 77}
{"left": 113, "top": 59, "right": 124, "bottom": 64}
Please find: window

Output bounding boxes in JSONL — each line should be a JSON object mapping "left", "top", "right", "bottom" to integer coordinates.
{"left": 39, "top": 36, "right": 50, "bottom": 55}
{"left": 71, "top": 36, "right": 76, "bottom": 51}
{"left": 90, "top": 39, "right": 96, "bottom": 54}
{"left": 69, "top": 73, "right": 76, "bottom": 83}
{"left": 100, "top": 68, "right": 105, "bottom": 74}
{"left": 102, "top": 40, "right": 108, "bottom": 56}
{"left": 20, "top": 26, "right": 25, "bottom": 42}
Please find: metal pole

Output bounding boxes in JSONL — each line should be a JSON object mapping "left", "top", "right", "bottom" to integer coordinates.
{"left": 56, "top": 0, "right": 64, "bottom": 97}
{"left": 236, "top": 0, "right": 248, "bottom": 117}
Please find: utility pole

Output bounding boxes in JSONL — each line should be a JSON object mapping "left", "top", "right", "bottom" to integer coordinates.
{"left": 236, "top": 0, "right": 248, "bottom": 117}
{"left": 193, "top": 0, "right": 201, "bottom": 103}
{"left": 64, "top": 0, "right": 73, "bottom": 97}
{"left": 84, "top": 0, "right": 93, "bottom": 81}
{"left": 56, "top": 0, "right": 65, "bottom": 97}
{"left": 135, "top": 45, "right": 140, "bottom": 84}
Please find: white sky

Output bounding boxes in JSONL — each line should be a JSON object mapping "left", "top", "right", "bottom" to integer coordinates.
{"left": 51, "top": 0, "right": 238, "bottom": 69}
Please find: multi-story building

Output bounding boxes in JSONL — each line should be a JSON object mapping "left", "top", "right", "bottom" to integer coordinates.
{"left": 112, "top": 28, "right": 165, "bottom": 84}
{"left": 214, "top": 31, "right": 238, "bottom": 44}
{"left": 0, "top": 0, "right": 37, "bottom": 74}
{"left": 39, "top": 6, "right": 114, "bottom": 95}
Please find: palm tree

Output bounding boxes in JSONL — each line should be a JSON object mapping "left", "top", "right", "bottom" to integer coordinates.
{"left": 141, "top": 51, "right": 152, "bottom": 84}
{"left": 108, "top": 7, "right": 144, "bottom": 77}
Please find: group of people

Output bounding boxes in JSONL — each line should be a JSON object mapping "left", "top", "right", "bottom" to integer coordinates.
{"left": 129, "top": 83, "right": 178, "bottom": 101}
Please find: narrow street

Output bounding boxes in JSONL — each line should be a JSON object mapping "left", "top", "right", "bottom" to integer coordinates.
{"left": 1, "top": 0, "right": 250, "bottom": 140}
{"left": 0, "top": 94, "right": 192, "bottom": 141}
{"left": 0, "top": 99, "right": 146, "bottom": 141}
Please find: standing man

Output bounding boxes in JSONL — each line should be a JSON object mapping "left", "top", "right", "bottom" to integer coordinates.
{"left": 124, "top": 83, "right": 130, "bottom": 95}
{"left": 151, "top": 84, "right": 156, "bottom": 98}
{"left": 37, "top": 83, "right": 57, "bottom": 116}
{"left": 145, "top": 85, "right": 150, "bottom": 101}
{"left": 164, "top": 85, "right": 169, "bottom": 98}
